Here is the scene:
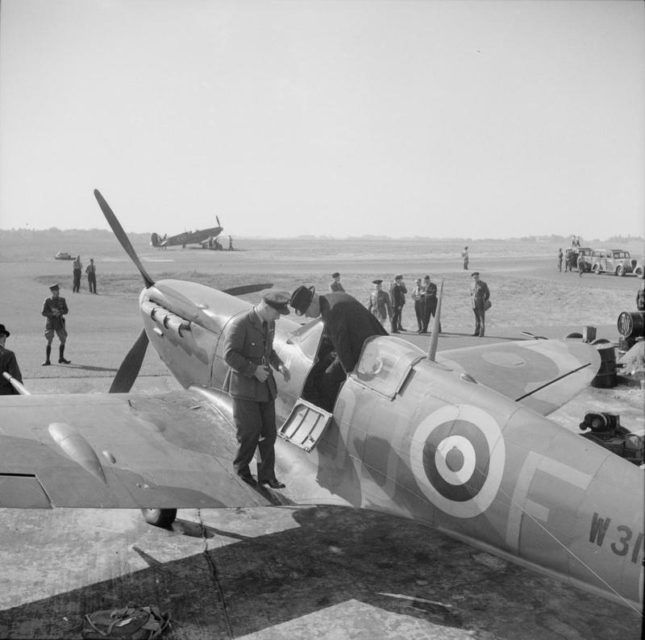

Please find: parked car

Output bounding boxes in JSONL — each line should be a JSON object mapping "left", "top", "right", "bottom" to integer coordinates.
{"left": 54, "top": 251, "right": 74, "bottom": 260}
{"left": 591, "top": 249, "right": 638, "bottom": 276}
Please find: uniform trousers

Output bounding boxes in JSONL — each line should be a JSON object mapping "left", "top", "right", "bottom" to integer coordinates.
{"left": 232, "top": 397, "right": 277, "bottom": 482}
{"left": 473, "top": 303, "right": 486, "bottom": 337}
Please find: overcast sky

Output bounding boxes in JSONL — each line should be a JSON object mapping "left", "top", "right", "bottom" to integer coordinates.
{"left": 0, "top": 0, "right": 643, "bottom": 239}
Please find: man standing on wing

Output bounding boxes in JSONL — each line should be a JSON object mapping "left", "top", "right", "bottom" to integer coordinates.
{"left": 222, "top": 291, "right": 291, "bottom": 489}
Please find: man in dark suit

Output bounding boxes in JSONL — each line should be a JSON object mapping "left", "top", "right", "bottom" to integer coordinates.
{"left": 222, "top": 291, "right": 291, "bottom": 488}
{"left": 290, "top": 286, "right": 387, "bottom": 411}
{"left": 0, "top": 324, "right": 22, "bottom": 395}
{"left": 390, "top": 275, "right": 407, "bottom": 333}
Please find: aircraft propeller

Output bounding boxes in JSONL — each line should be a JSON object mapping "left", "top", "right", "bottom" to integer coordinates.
{"left": 94, "top": 189, "right": 272, "bottom": 393}
{"left": 94, "top": 189, "right": 155, "bottom": 288}
{"left": 94, "top": 190, "right": 155, "bottom": 393}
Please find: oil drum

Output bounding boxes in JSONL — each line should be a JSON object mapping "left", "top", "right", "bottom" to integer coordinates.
{"left": 617, "top": 311, "right": 645, "bottom": 339}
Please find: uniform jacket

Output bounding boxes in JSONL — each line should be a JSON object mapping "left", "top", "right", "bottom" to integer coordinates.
{"left": 330, "top": 281, "right": 345, "bottom": 292}
{"left": 42, "top": 297, "right": 68, "bottom": 330}
{"left": 367, "top": 290, "right": 392, "bottom": 324}
{"left": 471, "top": 280, "right": 490, "bottom": 308}
{"left": 222, "top": 308, "right": 283, "bottom": 401}
{"left": 0, "top": 345, "right": 22, "bottom": 395}
{"left": 321, "top": 292, "right": 388, "bottom": 373}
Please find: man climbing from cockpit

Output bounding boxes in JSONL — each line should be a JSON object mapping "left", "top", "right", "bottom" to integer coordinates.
{"left": 289, "top": 286, "right": 387, "bottom": 411}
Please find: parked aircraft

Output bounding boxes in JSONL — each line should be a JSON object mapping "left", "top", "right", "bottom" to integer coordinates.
{"left": 0, "top": 190, "right": 642, "bottom": 615}
{"left": 150, "top": 216, "right": 223, "bottom": 249}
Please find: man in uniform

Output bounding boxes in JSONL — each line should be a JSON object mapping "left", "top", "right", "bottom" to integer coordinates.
{"left": 329, "top": 272, "right": 345, "bottom": 292}
{"left": 86, "top": 258, "right": 97, "bottom": 294}
{"left": 0, "top": 324, "right": 22, "bottom": 395}
{"left": 41, "top": 283, "right": 71, "bottom": 366}
{"left": 72, "top": 256, "right": 82, "bottom": 292}
{"left": 367, "top": 279, "right": 392, "bottom": 327}
{"left": 470, "top": 272, "right": 490, "bottom": 337}
{"left": 222, "top": 291, "right": 291, "bottom": 488}
{"left": 462, "top": 246, "right": 469, "bottom": 270}
{"left": 290, "top": 285, "right": 387, "bottom": 411}
{"left": 389, "top": 274, "right": 407, "bottom": 333}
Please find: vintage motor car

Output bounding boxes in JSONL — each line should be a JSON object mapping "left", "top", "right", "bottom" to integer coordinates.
{"left": 591, "top": 249, "right": 638, "bottom": 276}
{"left": 54, "top": 251, "right": 74, "bottom": 260}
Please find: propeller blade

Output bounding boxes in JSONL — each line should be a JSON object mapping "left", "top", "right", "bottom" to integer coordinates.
{"left": 427, "top": 280, "right": 444, "bottom": 362}
{"left": 216, "top": 216, "right": 221, "bottom": 227}
{"left": 94, "top": 189, "right": 155, "bottom": 288}
{"left": 222, "top": 283, "right": 273, "bottom": 297}
{"left": 109, "top": 329, "right": 149, "bottom": 393}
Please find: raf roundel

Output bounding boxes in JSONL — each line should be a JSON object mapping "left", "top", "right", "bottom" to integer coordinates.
{"left": 410, "top": 404, "right": 505, "bottom": 518}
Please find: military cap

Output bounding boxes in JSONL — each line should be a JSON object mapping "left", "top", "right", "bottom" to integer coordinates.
{"left": 332, "top": 272, "right": 340, "bottom": 278}
{"left": 471, "top": 272, "right": 480, "bottom": 277}
{"left": 263, "top": 290, "right": 291, "bottom": 315}
{"left": 0, "top": 324, "right": 10, "bottom": 337}
{"left": 49, "top": 283, "right": 60, "bottom": 291}
{"left": 372, "top": 279, "right": 383, "bottom": 285}
{"left": 395, "top": 274, "right": 403, "bottom": 280}
{"left": 290, "top": 285, "right": 315, "bottom": 315}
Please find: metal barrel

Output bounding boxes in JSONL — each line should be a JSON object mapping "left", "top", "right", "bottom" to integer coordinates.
{"left": 617, "top": 311, "right": 645, "bottom": 339}
{"left": 591, "top": 345, "right": 617, "bottom": 388}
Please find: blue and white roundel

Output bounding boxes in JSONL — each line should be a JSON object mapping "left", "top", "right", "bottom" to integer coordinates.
{"left": 410, "top": 404, "right": 505, "bottom": 518}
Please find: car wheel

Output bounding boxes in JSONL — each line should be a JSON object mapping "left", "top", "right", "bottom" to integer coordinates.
{"left": 635, "top": 266, "right": 644, "bottom": 278}
{"left": 592, "top": 264, "right": 600, "bottom": 274}
{"left": 616, "top": 265, "right": 625, "bottom": 277}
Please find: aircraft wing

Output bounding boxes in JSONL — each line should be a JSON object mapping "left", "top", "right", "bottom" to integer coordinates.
{"left": 0, "top": 390, "right": 274, "bottom": 510}
{"left": 436, "top": 339, "right": 601, "bottom": 415}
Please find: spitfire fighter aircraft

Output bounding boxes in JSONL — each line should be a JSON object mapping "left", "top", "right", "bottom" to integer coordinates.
{"left": 150, "top": 216, "right": 223, "bottom": 249}
{"left": 0, "top": 190, "right": 642, "bottom": 615}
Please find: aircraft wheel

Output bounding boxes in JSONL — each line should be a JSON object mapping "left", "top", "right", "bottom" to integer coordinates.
{"left": 565, "top": 332, "right": 583, "bottom": 339}
{"left": 141, "top": 508, "right": 177, "bottom": 528}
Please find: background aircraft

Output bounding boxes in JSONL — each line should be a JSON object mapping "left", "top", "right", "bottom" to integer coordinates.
{"left": 0, "top": 190, "right": 642, "bottom": 616}
{"left": 150, "top": 216, "right": 223, "bottom": 249}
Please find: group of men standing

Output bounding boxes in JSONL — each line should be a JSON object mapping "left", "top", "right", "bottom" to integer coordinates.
{"left": 72, "top": 256, "right": 98, "bottom": 294}
{"left": 367, "top": 275, "right": 439, "bottom": 334}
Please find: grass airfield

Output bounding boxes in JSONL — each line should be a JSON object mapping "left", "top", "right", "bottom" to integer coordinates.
{"left": 0, "top": 231, "right": 643, "bottom": 639}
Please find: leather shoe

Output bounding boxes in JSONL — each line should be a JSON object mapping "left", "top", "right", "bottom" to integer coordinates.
{"left": 59, "top": 358, "right": 71, "bottom": 364}
{"left": 260, "top": 478, "right": 286, "bottom": 489}
{"left": 239, "top": 474, "right": 257, "bottom": 486}
{"left": 42, "top": 360, "right": 51, "bottom": 366}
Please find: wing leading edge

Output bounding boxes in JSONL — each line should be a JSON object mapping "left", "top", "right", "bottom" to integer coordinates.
{"left": 0, "top": 390, "right": 273, "bottom": 510}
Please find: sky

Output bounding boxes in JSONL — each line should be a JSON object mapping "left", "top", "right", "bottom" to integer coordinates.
{"left": 0, "top": 0, "right": 643, "bottom": 239}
